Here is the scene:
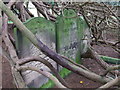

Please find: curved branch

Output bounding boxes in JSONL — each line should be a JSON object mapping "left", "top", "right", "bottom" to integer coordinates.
{"left": 2, "top": 0, "right": 27, "bottom": 88}
{"left": 97, "top": 76, "right": 120, "bottom": 89}
{"left": 16, "top": 66, "right": 67, "bottom": 88}
{"left": 18, "top": 56, "right": 69, "bottom": 88}
{"left": 103, "top": 65, "right": 120, "bottom": 76}
{"left": 60, "top": 55, "right": 90, "bottom": 71}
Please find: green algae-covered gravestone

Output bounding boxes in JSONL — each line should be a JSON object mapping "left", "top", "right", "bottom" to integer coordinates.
{"left": 56, "top": 9, "right": 88, "bottom": 64}
{"left": 14, "top": 10, "right": 90, "bottom": 88}
{"left": 14, "top": 17, "right": 56, "bottom": 88}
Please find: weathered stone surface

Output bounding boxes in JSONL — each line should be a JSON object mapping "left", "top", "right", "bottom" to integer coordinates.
{"left": 14, "top": 10, "right": 90, "bottom": 88}
{"left": 56, "top": 9, "right": 89, "bottom": 63}
{"left": 14, "top": 17, "right": 56, "bottom": 87}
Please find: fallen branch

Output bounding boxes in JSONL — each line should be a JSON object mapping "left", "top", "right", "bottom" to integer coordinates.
{"left": 18, "top": 56, "right": 69, "bottom": 88}
{"left": 103, "top": 65, "right": 120, "bottom": 76}
{"left": 2, "top": 0, "right": 27, "bottom": 88}
{"left": 61, "top": 55, "right": 90, "bottom": 71}
{"left": 2, "top": 43, "right": 27, "bottom": 88}
{"left": 97, "top": 76, "right": 120, "bottom": 89}
{"left": 97, "top": 40, "right": 120, "bottom": 54}
{"left": 16, "top": 66, "right": 67, "bottom": 88}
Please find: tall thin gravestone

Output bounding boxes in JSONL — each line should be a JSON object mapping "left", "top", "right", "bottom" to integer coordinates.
{"left": 14, "top": 17, "right": 56, "bottom": 88}
{"left": 56, "top": 9, "right": 85, "bottom": 64}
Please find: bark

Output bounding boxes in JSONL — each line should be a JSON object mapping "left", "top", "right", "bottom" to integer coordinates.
{"left": 18, "top": 56, "right": 69, "bottom": 88}
{"left": 102, "top": 2, "right": 120, "bottom": 22}
{"left": 88, "top": 47, "right": 120, "bottom": 76}
{"left": 97, "top": 76, "right": 120, "bottom": 89}
{"left": 61, "top": 55, "right": 90, "bottom": 71}
{"left": 17, "top": 66, "right": 67, "bottom": 88}
{"left": 0, "top": 0, "right": 113, "bottom": 84}
{"left": 0, "top": 49, "right": 1, "bottom": 88}
{"left": 0, "top": 8, "right": 2, "bottom": 35}
{"left": 31, "top": 1, "right": 49, "bottom": 19}
{"left": 0, "top": 8, "right": 1, "bottom": 86}
{"left": 16, "top": 2, "right": 26, "bottom": 22}
{"left": 103, "top": 65, "right": 120, "bottom": 76}
{"left": 1, "top": 0, "right": 27, "bottom": 88}
{"left": 31, "top": 0, "right": 56, "bottom": 21}
{"left": 15, "top": 2, "right": 31, "bottom": 21}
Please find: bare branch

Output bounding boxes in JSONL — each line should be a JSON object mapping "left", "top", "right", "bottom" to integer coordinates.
{"left": 1, "top": 0, "right": 27, "bottom": 88}
{"left": 103, "top": 65, "right": 120, "bottom": 76}
{"left": 61, "top": 55, "right": 90, "bottom": 71}
{"left": 17, "top": 66, "right": 67, "bottom": 88}
{"left": 97, "top": 76, "right": 120, "bottom": 89}
{"left": 18, "top": 56, "right": 69, "bottom": 88}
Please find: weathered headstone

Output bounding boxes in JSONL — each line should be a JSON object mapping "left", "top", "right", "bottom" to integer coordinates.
{"left": 56, "top": 9, "right": 88, "bottom": 64}
{"left": 14, "top": 17, "right": 56, "bottom": 88}
{"left": 14, "top": 10, "right": 90, "bottom": 88}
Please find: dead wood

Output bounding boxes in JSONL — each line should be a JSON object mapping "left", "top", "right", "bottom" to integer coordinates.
{"left": 17, "top": 66, "right": 67, "bottom": 88}
{"left": 18, "top": 56, "right": 69, "bottom": 88}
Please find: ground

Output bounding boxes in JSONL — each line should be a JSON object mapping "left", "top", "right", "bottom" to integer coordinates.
{"left": 2, "top": 43, "right": 119, "bottom": 88}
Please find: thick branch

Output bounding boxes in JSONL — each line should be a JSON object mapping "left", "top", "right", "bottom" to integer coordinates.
{"left": 1, "top": 0, "right": 27, "bottom": 88}
{"left": 17, "top": 66, "right": 67, "bottom": 88}
{"left": 103, "top": 65, "right": 120, "bottom": 76}
{"left": 18, "top": 56, "right": 69, "bottom": 88}
{"left": 0, "top": 8, "right": 2, "bottom": 36}
{"left": 97, "top": 76, "right": 120, "bottom": 89}
{"left": 61, "top": 55, "right": 90, "bottom": 71}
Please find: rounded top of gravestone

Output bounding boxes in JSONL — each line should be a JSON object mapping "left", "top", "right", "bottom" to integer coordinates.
{"left": 63, "top": 9, "right": 77, "bottom": 18}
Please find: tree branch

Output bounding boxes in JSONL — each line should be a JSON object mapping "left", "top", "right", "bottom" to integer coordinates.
{"left": 16, "top": 66, "right": 67, "bottom": 88}
{"left": 61, "top": 55, "right": 90, "bottom": 71}
{"left": 1, "top": 0, "right": 27, "bottom": 88}
{"left": 18, "top": 56, "right": 69, "bottom": 88}
{"left": 103, "top": 65, "right": 120, "bottom": 76}
{"left": 97, "top": 76, "right": 120, "bottom": 89}
{"left": 88, "top": 47, "right": 120, "bottom": 76}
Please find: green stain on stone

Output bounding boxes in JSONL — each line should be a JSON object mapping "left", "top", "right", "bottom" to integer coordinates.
{"left": 40, "top": 68, "right": 71, "bottom": 88}
{"left": 14, "top": 9, "right": 89, "bottom": 88}
{"left": 14, "top": 17, "right": 55, "bottom": 57}
{"left": 56, "top": 9, "right": 85, "bottom": 63}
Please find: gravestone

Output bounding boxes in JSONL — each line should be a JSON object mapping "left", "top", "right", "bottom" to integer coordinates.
{"left": 56, "top": 9, "right": 89, "bottom": 64}
{"left": 14, "top": 10, "right": 90, "bottom": 88}
{"left": 14, "top": 17, "right": 56, "bottom": 87}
